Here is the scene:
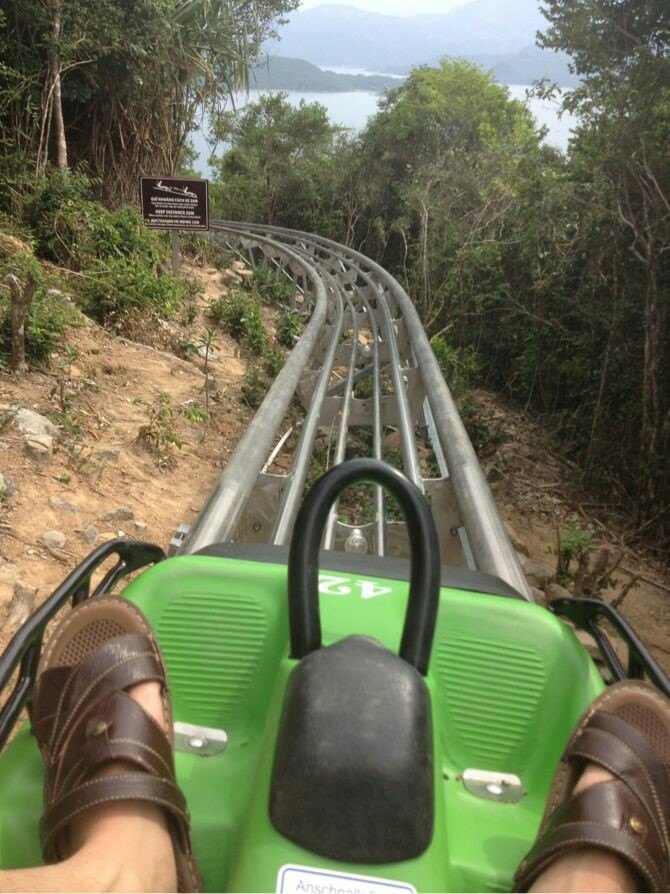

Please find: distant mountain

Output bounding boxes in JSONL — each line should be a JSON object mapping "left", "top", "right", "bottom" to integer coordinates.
{"left": 457, "top": 45, "right": 578, "bottom": 88}
{"left": 250, "top": 56, "right": 402, "bottom": 92}
{"left": 267, "top": 0, "right": 550, "bottom": 71}
{"left": 250, "top": 49, "right": 577, "bottom": 93}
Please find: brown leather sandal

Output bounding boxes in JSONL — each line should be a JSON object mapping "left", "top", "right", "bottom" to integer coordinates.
{"left": 514, "top": 680, "right": 670, "bottom": 892}
{"left": 30, "top": 595, "right": 203, "bottom": 892}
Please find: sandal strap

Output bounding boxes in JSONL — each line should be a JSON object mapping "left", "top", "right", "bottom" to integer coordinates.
{"left": 515, "top": 779, "right": 665, "bottom": 891}
{"left": 52, "top": 691, "right": 176, "bottom": 800}
{"left": 40, "top": 773, "right": 190, "bottom": 863}
{"left": 33, "top": 633, "right": 165, "bottom": 757}
{"left": 570, "top": 716, "right": 670, "bottom": 850}
{"left": 31, "top": 600, "right": 203, "bottom": 891}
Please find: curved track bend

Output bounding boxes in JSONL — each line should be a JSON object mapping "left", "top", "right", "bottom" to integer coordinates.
{"left": 175, "top": 222, "right": 532, "bottom": 601}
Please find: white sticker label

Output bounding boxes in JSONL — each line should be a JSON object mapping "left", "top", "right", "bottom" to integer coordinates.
{"left": 318, "top": 574, "right": 392, "bottom": 600}
{"left": 277, "top": 864, "right": 417, "bottom": 894}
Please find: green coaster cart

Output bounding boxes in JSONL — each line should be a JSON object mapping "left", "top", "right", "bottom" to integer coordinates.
{"left": 0, "top": 459, "right": 667, "bottom": 892}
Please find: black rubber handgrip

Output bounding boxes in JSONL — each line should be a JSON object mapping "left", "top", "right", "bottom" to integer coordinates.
{"left": 287, "top": 458, "right": 440, "bottom": 674}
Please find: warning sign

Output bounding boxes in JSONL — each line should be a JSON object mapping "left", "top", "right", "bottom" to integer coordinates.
{"left": 140, "top": 177, "right": 209, "bottom": 230}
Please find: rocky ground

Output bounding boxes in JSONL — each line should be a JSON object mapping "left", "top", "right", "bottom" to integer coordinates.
{"left": 474, "top": 390, "right": 670, "bottom": 673}
{"left": 0, "top": 260, "right": 252, "bottom": 649}
{"left": 1, "top": 262, "right": 668, "bottom": 674}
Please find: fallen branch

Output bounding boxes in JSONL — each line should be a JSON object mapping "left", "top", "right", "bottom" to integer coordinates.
{"left": 610, "top": 574, "right": 640, "bottom": 609}
{"left": 620, "top": 565, "right": 670, "bottom": 595}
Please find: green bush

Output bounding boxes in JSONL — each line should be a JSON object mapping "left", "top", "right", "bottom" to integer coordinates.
{"left": 264, "top": 346, "right": 286, "bottom": 377}
{"left": 79, "top": 257, "right": 191, "bottom": 323}
{"left": 241, "top": 363, "right": 268, "bottom": 409}
{"left": 25, "top": 170, "right": 93, "bottom": 265}
{"left": 459, "top": 395, "right": 506, "bottom": 456}
{"left": 275, "top": 309, "right": 303, "bottom": 348}
{"left": 83, "top": 204, "right": 161, "bottom": 266}
{"left": 0, "top": 240, "right": 75, "bottom": 365}
{"left": 431, "top": 336, "right": 481, "bottom": 397}
{"left": 207, "top": 290, "right": 267, "bottom": 355}
{"left": 252, "top": 266, "right": 293, "bottom": 305}
{"left": 0, "top": 288, "right": 75, "bottom": 365}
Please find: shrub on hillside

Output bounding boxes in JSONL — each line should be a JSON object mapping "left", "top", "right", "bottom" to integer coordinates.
{"left": 0, "top": 237, "right": 75, "bottom": 366}
{"left": 79, "top": 257, "right": 194, "bottom": 324}
{"left": 275, "top": 309, "right": 303, "bottom": 348}
{"left": 27, "top": 172, "right": 162, "bottom": 271}
{"left": 207, "top": 291, "right": 266, "bottom": 355}
{"left": 252, "top": 266, "right": 293, "bottom": 305}
{"left": 431, "top": 336, "right": 481, "bottom": 397}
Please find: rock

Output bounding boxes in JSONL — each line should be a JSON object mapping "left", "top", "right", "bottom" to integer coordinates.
{"left": 221, "top": 270, "right": 243, "bottom": 287}
{"left": 80, "top": 525, "right": 99, "bottom": 546}
{"left": 12, "top": 407, "right": 60, "bottom": 440}
{"left": 40, "top": 530, "right": 66, "bottom": 550}
{"left": 546, "top": 582, "right": 573, "bottom": 602}
{"left": 94, "top": 449, "right": 120, "bottom": 464}
{"left": 0, "top": 472, "right": 15, "bottom": 498}
{"left": 134, "top": 521, "right": 148, "bottom": 532}
{"left": 0, "top": 560, "right": 20, "bottom": 584}
{"left": 103, "top": 506, "right": 134, "bottom": 523}
{"left": 197, "top": 344, "right": 219, "bottom": 362}
{"left": 506, "top": 523, "right": 529, "bottom": 557}
{"left": 49, "top": 496, "right": 81, "bottom": 514}
{"left": 485, "top": 464, "right": 505, "bottom": 483}
{"left": 518, "top": 553, "right": 552, "bottom": 589}
{"left": 6, "top": 582, "right": 37, "bottom": 627}
{"left": 530, "top": 586, "right": 547, "bottom": 607}
{"left": 47, "top": 288, "right": 63, "bottom": 298}
{"left": 24, "top": 434, "right": 53, "bottom": 461}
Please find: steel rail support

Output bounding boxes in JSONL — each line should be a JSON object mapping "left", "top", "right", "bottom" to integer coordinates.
{"left": 214, "top": 221, "right": 531, "bottom": 600}
{"left": 179, "top": 235, "right": 328, "bottom": 554}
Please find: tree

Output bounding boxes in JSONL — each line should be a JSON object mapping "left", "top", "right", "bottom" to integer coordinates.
{"left": 350, "top": 60, "right": 544, "bottom": 323}
{"left": 0, "top": 0, "right": 298, "bottom": 200}
{"left": 210, "top": 93, "right": 344, "bottom": 231}
{"left": 540, "top": 0, "right": 670, "bottom": 538}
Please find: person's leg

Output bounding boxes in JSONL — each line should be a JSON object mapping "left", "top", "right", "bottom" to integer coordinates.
{"left": 0, "top": 680, "right": 177, "bottom": 893}
{"left": 529, "top": 765, "right": 640, "bottom": 893}
{"left": 514, "top": 681, "right": 670, "bottom": 894}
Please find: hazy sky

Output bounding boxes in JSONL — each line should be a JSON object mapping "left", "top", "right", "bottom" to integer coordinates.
{"left": 297, "top": 0, "right": 469, "bottom": 16}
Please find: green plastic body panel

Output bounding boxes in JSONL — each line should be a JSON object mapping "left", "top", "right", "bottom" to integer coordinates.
{"left": 0, "top": 555, "right": 604, "bottom": 891}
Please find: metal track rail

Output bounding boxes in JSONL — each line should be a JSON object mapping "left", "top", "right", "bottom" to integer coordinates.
{"left": 177, "top": 222, "right": 532, "bottom": 601}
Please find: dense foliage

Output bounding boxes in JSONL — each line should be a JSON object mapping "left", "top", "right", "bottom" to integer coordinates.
{"left": 210, "top": 2, "right": 669, "bottom": 549}
{"left": 0, "top": 0, "right": 296, "bottom": 204}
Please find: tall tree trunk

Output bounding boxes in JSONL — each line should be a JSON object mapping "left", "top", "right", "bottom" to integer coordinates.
{"left": 6, "top": 273, "right": 37, "bottom": 373}
{"left": 639, "top": 256, "right": 661, "bottom": 515}
{"left": 49, "top": 0, "right": 67, "bottom": 170}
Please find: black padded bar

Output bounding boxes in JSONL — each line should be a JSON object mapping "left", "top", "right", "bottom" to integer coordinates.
{"left": 287, "top": 459, "right": 441, "bottom": 674}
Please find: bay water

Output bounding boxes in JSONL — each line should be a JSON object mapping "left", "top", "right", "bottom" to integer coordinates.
{"left": 191, "top": 85, "right": 576, "bottom": 178}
